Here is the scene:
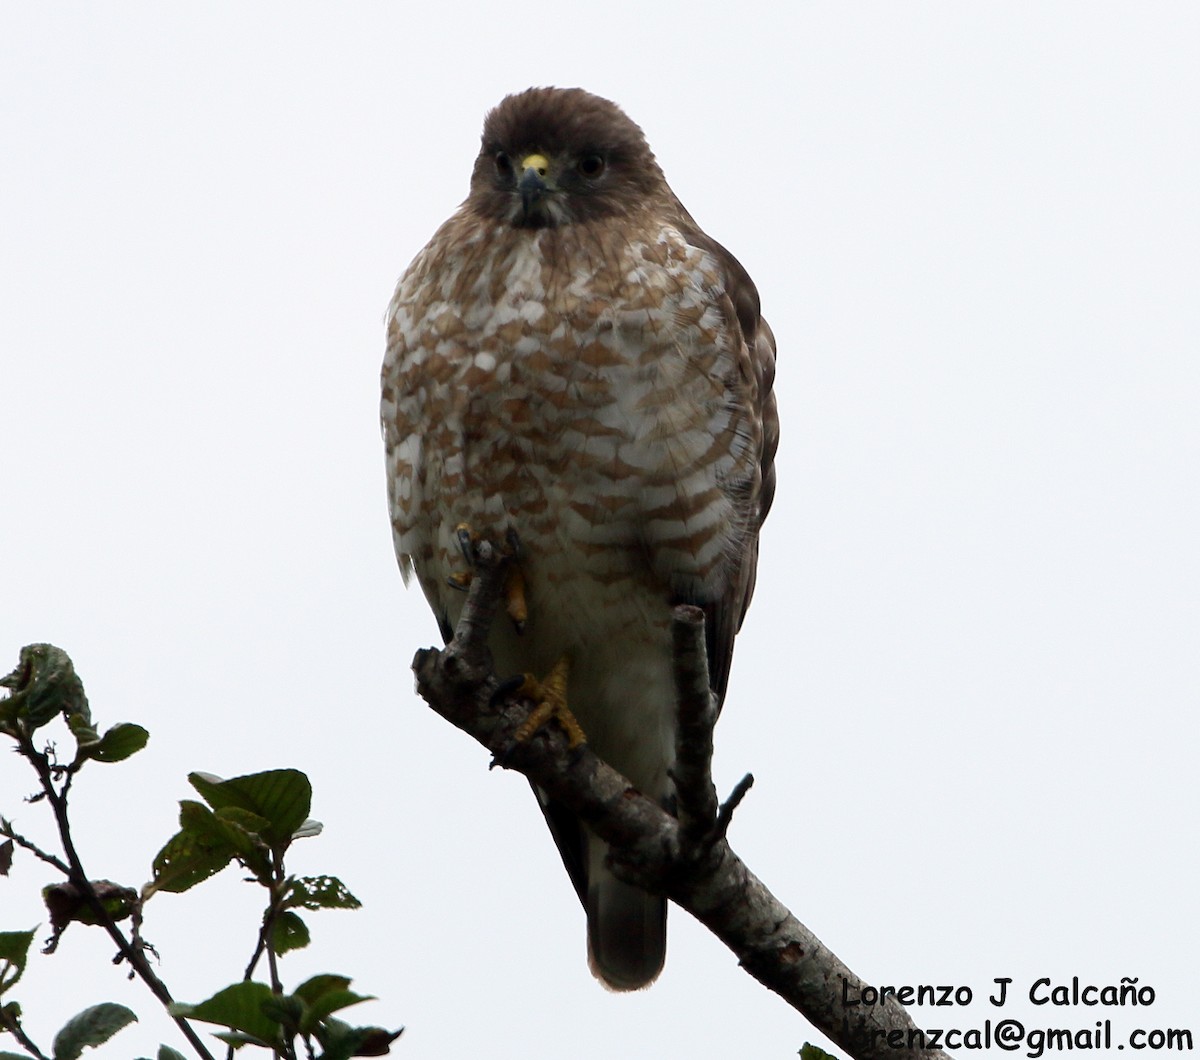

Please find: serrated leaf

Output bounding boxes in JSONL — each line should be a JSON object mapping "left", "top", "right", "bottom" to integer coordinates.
{"left": 148, "top": 825, "right": 235, "bottom": 896}
{"left": 52, "top": 1003, "right": 137, "bottom": 1060}
{"left": 269, "top": 911, "right": 310, "bottom": 955}
{"left": 284, "top": 876, "right": 361, "bottom": 911}
{"left": 85, "top": 723, "right": 149, "bottom": 763}
{"left": 0, "top": 929, "right": 36, "bottom": 993}
{"left": 169, "top": 982, "right": 281, "bottom": 1046}
{"left": 800, "top": 1045, "right": 841, "bottom": 1060}
{"left": 188, "top": 770, "right": 311, "bottom": 850}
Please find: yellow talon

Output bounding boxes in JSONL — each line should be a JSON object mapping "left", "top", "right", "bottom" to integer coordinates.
{"left": 514, "top": 657, "right": 586, "bottom": 749}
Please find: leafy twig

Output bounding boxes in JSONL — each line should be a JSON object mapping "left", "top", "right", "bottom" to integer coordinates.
{"left": 0, "top": 1004, "right": 52, "bottom": 1060}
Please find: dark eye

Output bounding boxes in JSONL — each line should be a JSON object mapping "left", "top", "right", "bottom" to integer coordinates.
{"left": 494, "top": 151, "right": 512, "bottom": 176}
{"left": 578, "top": 153, "right": 606, "bottom": 178}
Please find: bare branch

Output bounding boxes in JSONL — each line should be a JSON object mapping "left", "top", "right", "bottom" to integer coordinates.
{"left": 0, "top": 816, "right": 71, "bottom": 875}
{"left": 669, "top": 604, "right": 719, "bottom": 846}
{"left": 410, "top": 546, "right": 951, "bottom": 1060}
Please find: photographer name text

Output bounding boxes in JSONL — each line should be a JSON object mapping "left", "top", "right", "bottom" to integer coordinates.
{"left": 841, "top": 976, "right": 1156, "bottom": 1009}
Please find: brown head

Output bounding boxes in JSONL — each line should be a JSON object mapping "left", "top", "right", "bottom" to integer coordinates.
{"left": 467, "top": 87, "right": 671, "bottom": 229}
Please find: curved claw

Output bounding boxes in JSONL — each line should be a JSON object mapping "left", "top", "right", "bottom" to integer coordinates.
{"left": 454, "top": 523, "right": 476, "bottom": 566}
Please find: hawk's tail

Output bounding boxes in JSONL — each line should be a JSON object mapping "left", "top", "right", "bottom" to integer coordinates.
{"left": 585, "top": 837, "right": 667, "bottom": 991}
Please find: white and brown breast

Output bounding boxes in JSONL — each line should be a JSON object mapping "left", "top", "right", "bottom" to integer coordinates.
{"left": 381, "top": 205, "right": 772, "bottom": 776}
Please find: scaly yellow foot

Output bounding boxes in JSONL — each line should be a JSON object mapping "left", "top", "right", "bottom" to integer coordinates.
{"left": 514, "top": 656, "right": 586, "bottom": 749}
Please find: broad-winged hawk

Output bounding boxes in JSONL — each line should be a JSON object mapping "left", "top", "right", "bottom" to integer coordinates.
{"left": 382, "top": 87, "right": 778, "bottom": 989}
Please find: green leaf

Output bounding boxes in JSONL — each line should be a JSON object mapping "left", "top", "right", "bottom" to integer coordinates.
{"left": 214, "top": 806, "right": 271, "bottom": 836}
{"left": 148, "top": 824, "right": 235, "bottom": 896}
{"left": 66, "top": 712, "right": 102, "bottom": 751}
{"left": 284, "top": 875, "right": 362, "bottom": 911}
{"left": 291, "top": 975, "right": 375, "bottom": 1035}
{"left": 0, "top": 929, "right": 36, "bottom": 993}
{"left": 147, "top": 790, "right": 289, "bottom": 896}
{"left": 188, "top": 770, "right": 311, "bottom": 850}
{"left": 178, "top": 801, "right": 271, "bottom": 881}
{"left": 269, "top": 911, "right": 310, "bottom": 955}
{"left": 311, "top": 1018, "right": 369, "bottom": 1060}
{"left": 302, "top": 990, "right": 375, "bottom": 1031}
{"left": 157, "top": 1048, "right": 189, "bottom": 1060}
{"left": 1, "top": 1053, "right": 36, "bottom": 1060}
{"left": 800, "top": 1045, "right": 841, "bottom": 1060}
{"left": 52, "top": 1003, "right": 137, "bottom": 1060}
{"left": 169, "top": 982, "right": 281, "bottom": 1046}
{"left": 84, "top": 722, "right": 149, "bottom": 763}
{"left": 314, "top": 1017, "right": 402, "bottom": 1059}
{"left": 0, "top": 644, "right": 90, "bottom": 732}
{"left": 259, "top": 994, "right": 303, "bottom": 1033}
{"left": 292, "top": 974, "right": 351, "bottom": 1006}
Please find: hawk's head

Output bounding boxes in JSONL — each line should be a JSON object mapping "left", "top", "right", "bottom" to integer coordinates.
{"left": 468, "top": 87, "right": 669, "bottom": 229}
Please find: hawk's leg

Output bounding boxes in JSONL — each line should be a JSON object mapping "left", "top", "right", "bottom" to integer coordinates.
{"left": 514, "top": 656, "right": 587, "bottom": 749}
{"left": 446, "top": 522, "right": 527, "bottom": 632}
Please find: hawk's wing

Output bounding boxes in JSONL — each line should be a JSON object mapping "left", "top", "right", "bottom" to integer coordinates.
{"left": 673, "top": 217, "right": 779, "bottom": 709}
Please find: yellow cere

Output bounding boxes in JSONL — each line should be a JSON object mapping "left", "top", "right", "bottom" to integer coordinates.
{"left": 520, "top": 153, "right": 549, "bottom": 176}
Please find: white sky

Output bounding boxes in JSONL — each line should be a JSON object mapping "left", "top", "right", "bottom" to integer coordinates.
{"left": 2, "top": 4, "right": 1197, "bottom": 1058}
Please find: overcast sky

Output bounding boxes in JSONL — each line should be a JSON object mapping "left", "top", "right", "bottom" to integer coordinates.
{"left": 2, "top": 4, "right": 1197, "bottom": 1058}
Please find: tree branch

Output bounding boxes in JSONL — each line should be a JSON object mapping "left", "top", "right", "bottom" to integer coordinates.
{"left": 12, "top": 729, "right": 218, "bottom": 1060}
{"left": 410, "top": 547, "right": 951, "bottom": 1060}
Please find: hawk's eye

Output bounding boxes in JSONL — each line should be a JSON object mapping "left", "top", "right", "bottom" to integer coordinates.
{"left": 578, "top": 153, "right": 606, "bottom": 179}
{"left": 494, "top": 151, "right": 513, "bottom": 177}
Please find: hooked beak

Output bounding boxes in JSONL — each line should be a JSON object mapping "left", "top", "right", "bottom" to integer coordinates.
{"left": 518, "top": 154, "right": 550, "bottom": 221}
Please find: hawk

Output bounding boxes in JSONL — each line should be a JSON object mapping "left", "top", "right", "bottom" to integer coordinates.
{"left": 381, "top": 87, "right": 778, "bottom": 990}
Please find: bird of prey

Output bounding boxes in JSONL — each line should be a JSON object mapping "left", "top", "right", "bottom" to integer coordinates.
{"left": 381, "top": 87, "right": 777, "bottom": 990}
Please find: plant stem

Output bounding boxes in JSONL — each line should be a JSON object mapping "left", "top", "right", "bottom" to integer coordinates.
{"left": 19, "top": 734, "right": 219, "bottom": 1060}
{"left": 0, "top": 1006, "right": 52, "bottom": 1060}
